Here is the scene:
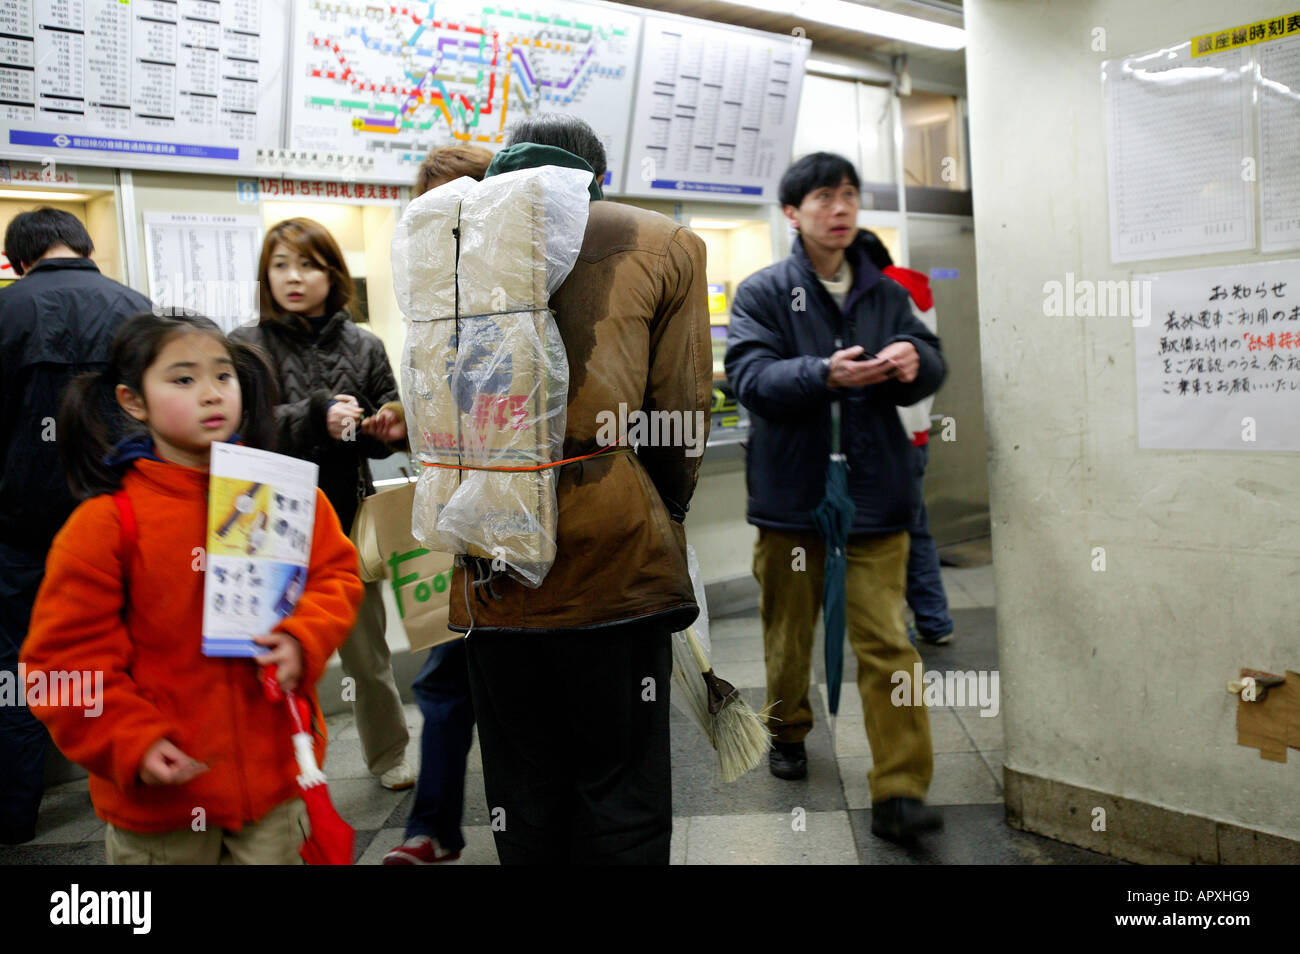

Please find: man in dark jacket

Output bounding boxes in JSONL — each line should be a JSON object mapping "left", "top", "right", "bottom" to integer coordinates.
{"left": 725, "top": 152, "right": 947, "bottom": 841}
{"left": 444, "top": 116, "right": 712, "bottom": 864}
{"left": 0, "top": 208, "right": 151, "bottom": 844}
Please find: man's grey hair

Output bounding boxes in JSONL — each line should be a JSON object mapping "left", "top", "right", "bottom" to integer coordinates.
{"left": 505, "top": 113, "right": 607, "bottom": 183}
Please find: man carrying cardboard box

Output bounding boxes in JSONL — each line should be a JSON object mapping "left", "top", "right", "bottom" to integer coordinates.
{"left": 447, "top": 115, "right": 712, "bottom": 865}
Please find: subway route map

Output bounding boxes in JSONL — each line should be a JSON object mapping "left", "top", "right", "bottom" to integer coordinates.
{"left": 288, "top": 0, "right": 641, "bottom": 186}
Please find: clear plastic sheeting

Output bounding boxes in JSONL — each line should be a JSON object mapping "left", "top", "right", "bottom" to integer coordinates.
{"left": 392, "top": 165, "right": 592, "bottom": 586}
{"left": 393, "top": 176, "right": 475, "bottom": 553}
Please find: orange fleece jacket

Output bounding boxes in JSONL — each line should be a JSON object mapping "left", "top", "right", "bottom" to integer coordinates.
{"left": 21, "top": 457, "right": 363, "bottom": 834}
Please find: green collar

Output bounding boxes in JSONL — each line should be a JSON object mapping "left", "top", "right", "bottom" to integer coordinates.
{"left": 484, "top": 142, "right": 603, "bottom": 200}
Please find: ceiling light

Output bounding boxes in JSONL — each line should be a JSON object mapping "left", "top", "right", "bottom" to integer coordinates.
{"left": 718, "top": 0, "right": 965, "bottom": 50}
{"left": 690, "top": 218, "right": 749, "bottom": 230}
{"left": 0, "top": 189, "right": 97, "bottom": 202}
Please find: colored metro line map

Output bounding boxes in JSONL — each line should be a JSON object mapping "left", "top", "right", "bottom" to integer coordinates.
{"left": 288, "top": 0, "right": 640, "bottom": 186}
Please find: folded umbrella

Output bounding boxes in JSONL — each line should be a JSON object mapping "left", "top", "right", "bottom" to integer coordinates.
{"left": 811, "top": 401, "right": 856, "bottom": 752}
{"left": 262, "top": 666, "right": 355, "bottom": 865}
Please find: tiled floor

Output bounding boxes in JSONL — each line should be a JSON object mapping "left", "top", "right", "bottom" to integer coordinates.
{"left": 0, "top": 565, "right": 1121, "bottom": 865}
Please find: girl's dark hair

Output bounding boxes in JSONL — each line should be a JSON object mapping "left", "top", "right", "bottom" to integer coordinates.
{"left": 257, "top": 217, "right": 354, "bottom": 321}
{"left": 60, "top": 310, "right": 279, "bottom": 498}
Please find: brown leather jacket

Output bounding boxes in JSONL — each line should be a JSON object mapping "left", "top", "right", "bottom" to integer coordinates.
{"left": 447, "top": 200, "right": 712, "bottom": 634}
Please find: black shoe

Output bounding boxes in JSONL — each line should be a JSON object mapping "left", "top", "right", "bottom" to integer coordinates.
{"left": 870, "top": 797, "right": 943, "bottom": 841}
{"left": 768, "top": 740, "right": 807, "bottom": 780}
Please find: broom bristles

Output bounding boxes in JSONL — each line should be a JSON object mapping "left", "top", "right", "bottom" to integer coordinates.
{"left": 714, "top": 697, "right": 774, "bottom": 783}
{"left": 674, "top": 626, "right": 774, "bottom": 782}
{"left": 671, "top": 658, "right": 714, "bottom": 745}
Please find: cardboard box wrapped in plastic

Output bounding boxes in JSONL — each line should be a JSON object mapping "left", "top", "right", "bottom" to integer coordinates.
{"left": 391, "top": 165, "right": 591, "bottom": 586}
{"left": 392, "top": 176, "right": 474, "bottom": 555}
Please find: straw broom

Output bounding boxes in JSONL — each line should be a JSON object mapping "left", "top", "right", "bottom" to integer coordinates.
{"left": 671, "top": 626, "right": 772, "bottom": 783}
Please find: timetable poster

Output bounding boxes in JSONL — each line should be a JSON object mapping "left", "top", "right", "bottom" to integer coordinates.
{"left": 143, "top": 212, "right": 262, "bottom": 332}
{"left": 0, "top": 0, "right": 287, "bottom": 174}
{"left": 1259, "top": 32, "right": 1300, "bottom": 252}
{"left": 202, "top": 443, "right": 318, "bottom": 657}
{"left": 623, "top": 16, "right": 809, "bottom": 203}
{"left": 1103, "top": 43, "right": 1255, "bottom": 263}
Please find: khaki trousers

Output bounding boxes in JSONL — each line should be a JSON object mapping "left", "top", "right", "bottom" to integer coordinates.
{"left": 755, "top": 527, "right": 933, "bottom": 802}
{"left": 105, "top": 798, "right": 309, "bottom": 865}
{"left": 338, "top": 580, "right": 410, "bottom": 775}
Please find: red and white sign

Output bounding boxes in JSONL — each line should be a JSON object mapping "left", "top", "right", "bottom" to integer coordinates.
{"left": 258, "top": 178, "right": 402, "bottom": 205}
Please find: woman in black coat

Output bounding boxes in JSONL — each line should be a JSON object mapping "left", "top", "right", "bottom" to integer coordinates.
{"left": 231, "top": 217, "right": 414, "bottom": 791}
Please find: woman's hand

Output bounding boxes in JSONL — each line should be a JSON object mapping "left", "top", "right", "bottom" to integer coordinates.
{"left": 326, "top": 395, "right": 364, "bottom": 440}
{"left": 254, "top": 631, "right": 304, "bottom": 692}
{"left": 360, "top": 407, "right": 407, "bottom": 444}
{"left": 139, "top": 739, "right": 208, "bottom": 786}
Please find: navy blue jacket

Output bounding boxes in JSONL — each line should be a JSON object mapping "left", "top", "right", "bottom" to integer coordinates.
{"left": 0, "top": 258, "right": 150, "bottom": 554}
{"left": 724, "top": 231, "right": 946, "bottom": 536}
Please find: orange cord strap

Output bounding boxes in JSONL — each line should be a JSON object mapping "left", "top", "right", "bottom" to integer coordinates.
{"left": 419, "top": 444, "right": 630, "bottom": 473}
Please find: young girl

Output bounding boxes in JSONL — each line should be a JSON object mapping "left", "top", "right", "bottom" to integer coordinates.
{"left": 231, "top": 218, "right": 414, "bottom": 791}
{"left": 21, "top": 311, "right": 363, "bottom": 864}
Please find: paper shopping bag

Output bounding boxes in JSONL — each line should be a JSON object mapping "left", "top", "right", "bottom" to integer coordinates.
{"left": 360, "top": 481, "right": 459, "bottom": 651}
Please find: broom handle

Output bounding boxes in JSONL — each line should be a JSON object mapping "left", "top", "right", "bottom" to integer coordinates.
{"left": 685, "top": 627, "right": 711, "bottom": 674}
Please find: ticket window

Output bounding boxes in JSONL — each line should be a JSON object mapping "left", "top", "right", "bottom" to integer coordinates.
{"left": 0, "top": 182, "right": 124, "bottom": 288}
{"left": 901, "top": 91, "right": 967, "bottom": 191}
{"left": 682, "top": 216, "right": 774, "bottom": 441}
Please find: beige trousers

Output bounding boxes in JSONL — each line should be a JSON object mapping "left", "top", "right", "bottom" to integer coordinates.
{"left": 754, "top": 527, "right": 933, "bottom": 803}
{"left": 105, "top": 798, "right": 309, "bottom": 865}
{"left": 337, "top": 580, "right": 410, "bottom": 775}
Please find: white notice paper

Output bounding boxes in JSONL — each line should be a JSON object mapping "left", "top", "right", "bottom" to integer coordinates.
{"left": 143, "top": 211, "right": 261, "bottom": 331}
{"left": 1136, "top": 259, "right": 1300, "bottom": 450}
{"left": 1103, "top": 45, "right": 1255, "bottom": 263}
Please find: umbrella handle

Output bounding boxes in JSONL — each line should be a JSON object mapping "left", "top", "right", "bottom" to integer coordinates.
{"left": 283, "top": 689, "right": 322, "bottom": 785}
{"left": 260, "top": 664, "right": 283, "bottom": 702}
{"left": 261, "top": 664, "right": 311, "bottom": 732}
{"left": 292, "top": 730, "right": 326, "bottom": 787}
{"left": 285, "top": 690, "right": 311, "bottom": 735}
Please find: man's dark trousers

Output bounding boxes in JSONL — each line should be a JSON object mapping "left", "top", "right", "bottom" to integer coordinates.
{"left": 906, "top": 443, "right": 954, "bottom": 640}
{"left": 407, "top": 638, "right": 475, "bottom": 852}
{"left": 0, "top": 541, "right": 50, "bottom": 844}
{"left": 466, "top": 621, "right": 673, "bottom": 864}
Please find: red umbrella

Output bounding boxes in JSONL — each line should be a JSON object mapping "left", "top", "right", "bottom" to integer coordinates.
{"left": 262, "top": 666, "right": 354, "bottom": 865}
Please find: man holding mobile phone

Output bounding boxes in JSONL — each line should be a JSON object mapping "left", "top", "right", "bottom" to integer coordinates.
{"left": 724, "top": 152, "right": 947, "bottom": 842}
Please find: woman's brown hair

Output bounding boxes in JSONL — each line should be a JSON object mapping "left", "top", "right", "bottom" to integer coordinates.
{"left": 413, "top": 144, "right": 494, "bottom": 196}
{"left": 257, "top": 217, "right": 355, "bottom": 321}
